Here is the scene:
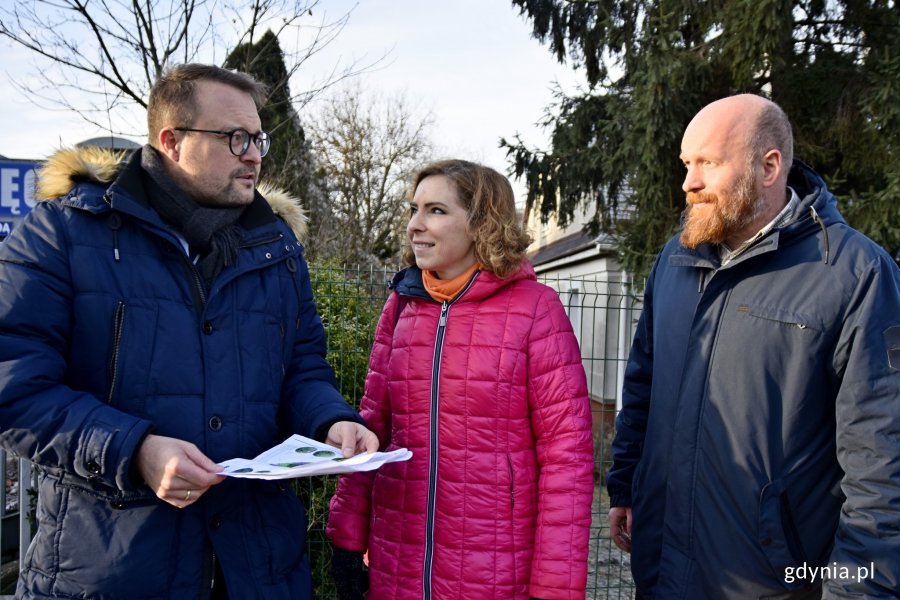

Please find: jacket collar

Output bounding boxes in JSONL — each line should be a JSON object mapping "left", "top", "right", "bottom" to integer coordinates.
{"left": 391, "top": 262, "right": 537, "bottom": 303}
{"left": 35, "top": 146, "right": 308, "bottom": 242}
{"left": 670, "top": 160, "right": 839, "bottom": 270}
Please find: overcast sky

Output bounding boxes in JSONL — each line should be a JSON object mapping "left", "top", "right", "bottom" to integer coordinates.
{"left": 0, "top": 0, "right": 585, "bottom": 185}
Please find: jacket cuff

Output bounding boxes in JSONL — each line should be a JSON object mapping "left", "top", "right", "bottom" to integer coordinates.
{"left": 125, "top": 426, "right": 157, "bottom": 489}
{"left": 609, "top": 493, "right": 632, "bottom": 507}
{"left": 113, "top": 419, "right": 156, "bottom": 492}
{"left": 314, "top": 414, "right": 366, "bottom": 443}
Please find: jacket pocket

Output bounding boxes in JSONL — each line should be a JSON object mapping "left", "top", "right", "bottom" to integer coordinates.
{"left": 241, "top": 314, "right": 285, "bottom": 404}
{"left": 758, "top": 479, "right": 808, "bottom": 591}
{"left": 249, "top": 480, "right": 307, "bottom": 580}
{"left": 737, "top": 304, "right": 820, "bottom": 332}
{"left": 71, "top": 295, "right": 156, "bottom": 408}
{"left": 886, "top": 325, "right": 900, "bottom": 371}
{"left": 106, "top": 301, "right": 126, "bottom": 404}
{"left": 23, "top": 474, "right": 171, "bottom": 598}
{"left": 52, "top": 469, "right": 155, "bottom": 504}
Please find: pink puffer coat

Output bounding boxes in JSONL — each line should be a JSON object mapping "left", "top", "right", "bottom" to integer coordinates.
{"left": 327, "top": 264, "right": 594, "bottom": 599}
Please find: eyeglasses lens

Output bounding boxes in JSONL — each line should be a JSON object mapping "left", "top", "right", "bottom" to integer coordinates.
{"left": 257, "top": 133, "right": 271, "bottom": 157}
{"left": 229, "top": 130, "right": 250, "bottom": 156}
{"left": 229, "top": 129, "right": 270, "bottom": 157}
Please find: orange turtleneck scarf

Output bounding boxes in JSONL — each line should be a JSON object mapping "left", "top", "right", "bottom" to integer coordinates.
{"left": 422, "top": 263, "right": 481, "bottom": 302}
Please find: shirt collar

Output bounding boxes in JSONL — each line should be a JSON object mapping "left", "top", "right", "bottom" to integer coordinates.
{"left": 720, "top": 186, "right": 800, "bottom": 265}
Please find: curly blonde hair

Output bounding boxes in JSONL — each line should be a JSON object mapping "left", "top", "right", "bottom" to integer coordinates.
{"left": 402, "top": 159, "right": 532, "bottom": 278}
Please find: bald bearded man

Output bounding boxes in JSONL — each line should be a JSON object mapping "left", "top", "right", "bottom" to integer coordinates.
{"left": 607, "top": 94, "right": 900, "bottom": 599}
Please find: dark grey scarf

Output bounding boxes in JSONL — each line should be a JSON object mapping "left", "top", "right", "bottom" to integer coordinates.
{"left": 140, "top": 145, "right": 244, "bottom": 289}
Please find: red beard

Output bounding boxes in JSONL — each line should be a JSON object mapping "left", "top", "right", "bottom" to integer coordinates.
{"left": 680, "top": 170, "right": 759, "bottom": 249}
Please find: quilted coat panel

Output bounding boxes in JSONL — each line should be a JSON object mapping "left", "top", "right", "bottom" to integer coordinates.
{"left": 328, "top": 265, "right": 594, "bottom": 600}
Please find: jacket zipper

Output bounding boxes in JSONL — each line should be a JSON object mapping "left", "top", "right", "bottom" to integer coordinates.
{"left": 187, "top": 233, "right": 284, "bottom": 312}
{"left": 507, "top": 455, "right": 515, "bottom": 509}
{"left": 210, "top": 552, "right": 217, "bottom": 597}
{"left": 735, "top": 305, "right": 810, "bottom": 330}
{"left": 422, "top": 301, "right": 448, "bottom": 600}
{"left": 507, "top": 454, "right": 517, "bottom": 580}
{"left": 422, "top": 273, "right": 478, "bottom": 600}
{"left": 171, "top": 228, "right": 286, "bottom": 316}
{"left": 239, "top": 233, "right": 283, "bottom": 249}
{"left": 174, "top": 251, "right": 207, "bottom": 316}
{"left": 107, "top": 301, "right": 126, "bottom": 404}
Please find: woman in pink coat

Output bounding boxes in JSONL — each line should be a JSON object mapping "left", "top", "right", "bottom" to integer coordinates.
{"left": 327, "top": 159, "right": 594, "bottom": 600}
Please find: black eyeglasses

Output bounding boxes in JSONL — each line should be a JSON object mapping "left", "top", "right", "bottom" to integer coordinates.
{"left": 174, "top": 127, "right": 271, "bottom": 157}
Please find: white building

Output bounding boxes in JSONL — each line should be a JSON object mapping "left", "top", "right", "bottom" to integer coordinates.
{"left": 524, "top": 201, "right": 641, "bottom": 481}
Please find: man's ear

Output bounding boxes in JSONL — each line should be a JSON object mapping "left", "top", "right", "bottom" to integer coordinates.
{"left": 760, "top": 148, "right": 782, "bottom": 188}
{"left": 158, "top": 128, "right": 180, "bottom": 161}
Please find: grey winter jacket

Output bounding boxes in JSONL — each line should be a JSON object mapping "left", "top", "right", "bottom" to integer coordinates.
{"left": 607, "top": 161, "right": 900, "bottom": 598}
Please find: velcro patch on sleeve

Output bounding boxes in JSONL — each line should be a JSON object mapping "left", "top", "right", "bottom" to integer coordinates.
{"left": 886, "top": 326, "right": 900, "bottom": 371}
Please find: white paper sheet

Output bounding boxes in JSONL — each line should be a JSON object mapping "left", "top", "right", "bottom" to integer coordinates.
{"left": 217, "top": 434, "right": 412, "bottom": 479}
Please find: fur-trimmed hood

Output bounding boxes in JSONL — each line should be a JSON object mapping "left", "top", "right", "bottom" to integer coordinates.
{"left": 36, "top": 146, "right": 308, "bottom": 242}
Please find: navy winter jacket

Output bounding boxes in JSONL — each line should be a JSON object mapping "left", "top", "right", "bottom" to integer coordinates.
{"left": 0, "top": 147, "right": 362, "bottom": 599}
{"left": 607, "top": 161, "right": 900, "bottom": 598}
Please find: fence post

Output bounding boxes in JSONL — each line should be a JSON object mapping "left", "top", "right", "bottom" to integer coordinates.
{"left": 17, "top": 459, "right": 31, "bottom": 572}
{"left": 615, "top": 271, "right": 633, "bottom": 412}
{"left": 0, "top": 450, "right": 6, "bottom": 561}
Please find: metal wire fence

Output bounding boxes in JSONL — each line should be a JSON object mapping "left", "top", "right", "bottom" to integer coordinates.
{"left": 0, "top": 264, "right": 639, "bottom": 598}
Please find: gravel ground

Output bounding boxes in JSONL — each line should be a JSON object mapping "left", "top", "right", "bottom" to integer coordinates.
{"left": 587, "top": 487, "right": 636, "bottom": 600}
{"left": 3, "top": 456, "right": 18, "bottom": 513}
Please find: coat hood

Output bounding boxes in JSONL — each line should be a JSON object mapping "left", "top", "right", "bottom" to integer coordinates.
{"left": 35, "top": 146, "right": 308, "bottom": 242}
{"left": 786, "top": 159, "right": 838, "bottom": 218}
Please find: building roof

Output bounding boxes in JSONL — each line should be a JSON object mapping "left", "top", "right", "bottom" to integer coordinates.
{"left": 528, "top": 230, "right": 617, "bottom": 267}
{"left": 76, "top": 136, "right": 141, "bottom": 150}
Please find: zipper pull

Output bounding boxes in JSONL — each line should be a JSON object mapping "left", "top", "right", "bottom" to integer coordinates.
{"left": 439, "top": 302, "right": 449, "bottom": 327}
{"left": 210, "top": 552, "right": 217, "bottom": 590}
{"left": 108, "top": 212, "right": 122, "bottom": 262}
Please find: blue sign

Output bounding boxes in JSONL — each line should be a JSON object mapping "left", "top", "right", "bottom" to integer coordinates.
{"left": 0, "top": 160, "right": 40, "bottom": 237}
{"left": 0, "top": 160, "right": 39, "bottom": 217}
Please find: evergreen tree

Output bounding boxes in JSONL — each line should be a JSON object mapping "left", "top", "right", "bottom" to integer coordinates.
{"left": 225, "top": 31, "right": 333, "bottom": 258}
{"left": 225, "top": 35, "right": 338, "bottom": 595}
{"left": 505, "top": 0, "right": 900, "bottom": 277}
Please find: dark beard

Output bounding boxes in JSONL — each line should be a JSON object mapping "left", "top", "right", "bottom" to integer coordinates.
{"left": 680, "top": 169, "right": 759, "bottom": 249}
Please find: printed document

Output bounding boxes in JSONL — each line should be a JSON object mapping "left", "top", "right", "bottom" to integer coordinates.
{"left": 218, "top": 434, "right": 411, "bottom": 479}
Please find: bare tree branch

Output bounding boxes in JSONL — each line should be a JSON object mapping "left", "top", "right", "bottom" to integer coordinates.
{"left": 305, "top": 83, "right": 435, "bottom": 264}
{"left": 0, "top": 0, "right": 384, "bottom": 139}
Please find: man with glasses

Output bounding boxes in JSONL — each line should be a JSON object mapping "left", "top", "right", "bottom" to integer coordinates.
{"left": 0, "top": 63, "right": 377, "bottom": 599}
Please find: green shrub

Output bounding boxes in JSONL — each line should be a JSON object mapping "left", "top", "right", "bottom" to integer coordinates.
{"left": 299, "top": 262, "right": 393, "bottom": 598}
